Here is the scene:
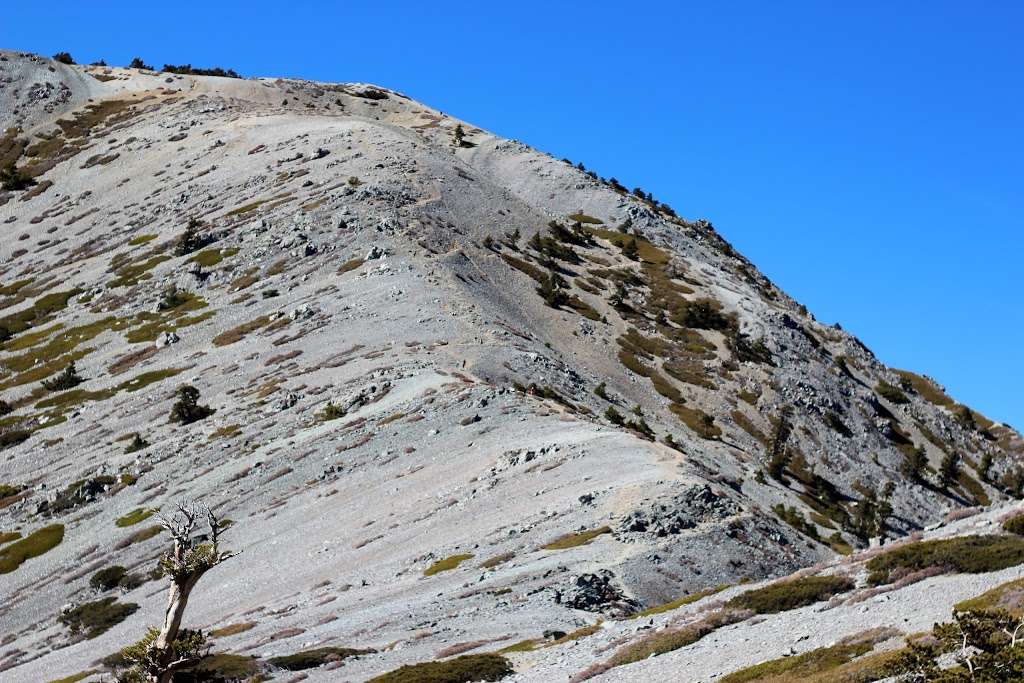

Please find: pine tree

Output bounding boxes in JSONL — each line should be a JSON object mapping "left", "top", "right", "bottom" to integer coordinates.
{"left": 939, "top": 451, "right": 961, "bottom": 489}
{"left": 621, "top": 238, "right": 639, "bottom": 260}
{"left": 174, "top": 217, "right": 207, "bottom": 256}
{"left": 979, "top": 452, "right": 994, "bottom": 482}
{"left": 42, "top": 362, "right": 84, "bottom": 391}
{"left": 901, "top": 446, "right": 928, "bottom": 483}
{"left": 537, "top": 271, "right": 567, "bottom": 308}
{"left": 169, "top": 385, "right": 215, "bottom": 425}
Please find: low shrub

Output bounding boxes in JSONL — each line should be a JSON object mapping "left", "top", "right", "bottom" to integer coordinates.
{"left": 41, "top": 361, "right": 84, "bottom": 391}
{"left": 169, "top": 385, "right": 215, "bottom": 425}
{"left": 1003, "top": 514, "right": 1024, "bottom": 536}
{"left": 867, "top": 535, "right": 1024, "bottom": 585}
{"left": 59, "top": 597, "right": 139, "bottom": 638}
{"left": 115, "top": 508, "right": 155, "bottom": 528}
{"left": 90, "top": 565, "right": 127, "bottom": 591}
{"left": 610, "top": 609, "right": 743, "bottom": 667}
{"left": 268, "top": 646, "right": 374, "bottom": 670}
{"left": 368, "top": 653, "right": 513, "bottom": 682}
{"left": 53, "top": 52, "right": 75, "bottom": 65}
{"left": 726, "top": 575, "right": 853, "bottom": 614}
{"left": 876, "top": 381, "right": 909, "bottom": 404}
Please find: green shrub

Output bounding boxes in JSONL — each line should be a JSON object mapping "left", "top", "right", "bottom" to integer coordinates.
{"left": 90, "top": 565, "right": 127, "bottom": 591}
{"left": 0, "top": 163, "right": 33, "bottom": 191}
{"left": 610, "top": 609, "right": 741, "bottom": 666}
{"left": 876, "top": 381, "right": 909, "bottom": 404}
{"left": 726, "top": 575, "right": 853, "bottom": 614}
{"left": 717, "top": 630, "right": 893, "bottom": 683}
{"left": 59, "top": 597, "right": 139, "bottom": 638}
{"left": 128, "top": 57, "right": 153, "bottom": 70}
{"left": 169, "top": 385, "right": 215, "bottom": 424}
{"left": 368, "top": 653, "right": 513, "bottom": 682}
{"left": 268, "top": 646, "right": 374, "bottom": 670}
{"left": 0, "top": 428, "right": 30, "bottom": 450}
{"left": 1004, "top": 515, "right": 1024, "bottom": 536}
{"left": 124, "top": 433, "right": 149, "bottom": 454}
{"left": 52, "top": 52, "right": 75, "bottom": 65}
{"left": 0, "top": 524, "right": 64, "bottom": 573}
{"left": 41, "top": 361, "right": 84, "bottom": 391}
{"left": 867, "top": 535, "right": 1024, "bottom": 585}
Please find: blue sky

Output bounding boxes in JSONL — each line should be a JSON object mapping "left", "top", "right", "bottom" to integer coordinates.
{"left": 3, "top": 2, "right": 1021, "bottom": 427}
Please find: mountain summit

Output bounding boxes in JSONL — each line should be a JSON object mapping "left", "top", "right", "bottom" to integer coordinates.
{"left": 1, "top": 50, "right": 1022, "bottom": 682}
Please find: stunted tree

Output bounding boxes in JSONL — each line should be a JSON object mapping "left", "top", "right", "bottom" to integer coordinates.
{"left": 174, "top": 217, "right": 209, "bottom": 256}
{"left": 452, "top": 124, "right": 468, "bottom": 148}
{"left": 0, "top": 163, "right": 33, "bottom": 191}
{"left": 940, "top": 451, "right": 962, "bottom": 490}
{"left": 118, "top": 502, "right": 236, "bottom": 683}
{"left": 169, "top": 385, "right": 214, "bottom": 425}
{"left": 42, "top": 361, "right": 85, "bottom": 391}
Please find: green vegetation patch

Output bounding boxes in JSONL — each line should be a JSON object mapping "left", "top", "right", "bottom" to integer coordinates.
{"left": 632, "top": 584, "right": 731, "bottom": 618}
{"left": 212, "top": 315, "right": 271, "bottom": 346}
{"left": 115, "top": 508, "right": 156, "bottom": 528}
{"left": 0, "top": 531, "right": 22, "bottom": 545}
{"left": 368, "top": 653, "right": 513, "bottom": 683}
{"left": 610, "top": 609, "right": 740, "bottom": 667}
{"left": 542, "top": 526, "right": 611, "bottom": 550}
{"left": 424, "top": 553, "right": 474, "bottom": 576}
{"left": 46, "top": 671, "right": 96, "bottom": 683}
{"left": 189, "top": 247, "right": 240, "bottom": 268}
{"left": 268, "top": 646, "right": 374, "bottom": 671}
{"left": 59, "top": 597, "right": 139, "bottom": 638}
{"left": 210, "top": 622, "right": 257, "bottom": 638}
{"left": 955, "top": 577, "right": 1024, "bottom": 616}
{"left": 895, "top": 369, "right": 954, "bottom": 407}
{"left": 717, "top": 630, "right": 894, "bottom": 683}
{"left": 867, "top": 535, "right": 1024, "bottom": 585}
{"left": 875, "top": 380, "right": 910, "bottom": 405}
{"left": 109, "top": 254, "right": 171, "bottom": 288}
{"left": 726, "top": 575, "right": 853, "bottom": 614}
{"left": 0, "top": 523, "right": 64, "bottom": 573}
{"left": 127, "top": 234, "right": 158, "bottom": 246}
{"left": 0, "top": 289, "right": 81, "bottom": 339}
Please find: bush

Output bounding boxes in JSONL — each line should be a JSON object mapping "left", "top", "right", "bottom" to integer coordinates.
{"left": 424, "top": 553, "right": 473, "bottom": 576}
{"left": 876, "top": 381, "right": 909, "bottom": 404}
{"left": 368, "top": 653, "right": 513, "bottom": 682}
{"left": 0, "top": 428, "right": 30, "bottom": 451}
{"left": 161, "top": 64, "right": 241, "bottom": 78}
{"left": 52, "top": 52, "right": 75, "bottom": 65}
{"left": 42, "top": 362, "right": 85, "bottom": 391}
{"left": 59, "top": 597, "right": 139, "bottom": 638}
{"left": 174, "top": 217, "right": 213, "bottom": 256}
{"left": 726, "top": 575, "right": 853, "bottom": 614}
{"left": 268, "top": 646, "right": 374, "bottom": 671}
{"left": 128, "top": 57, "right": 153, "bottom": 70}
{"left": 169, "top": 385, "right": 214, "bottom": 425}
{"left": 90, "top": 565, "right": 127, "bottom": 591}
{"left": 1004, "top": 515, "right": 1024, "bottom": 536}
{"left": 0, "top": 163, "right": 34, "bottom": 191}
{"left": 867, "top": 535, "right": 1024, "bottom": 585}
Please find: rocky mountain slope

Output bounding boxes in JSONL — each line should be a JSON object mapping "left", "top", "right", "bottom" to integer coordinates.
{"left": 0, "top": 50, "right": 1021, "bottom": 682}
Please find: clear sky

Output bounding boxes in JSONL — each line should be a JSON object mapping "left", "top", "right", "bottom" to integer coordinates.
{"left": 3, "top": 2, "right": 1021, "bottom": 427}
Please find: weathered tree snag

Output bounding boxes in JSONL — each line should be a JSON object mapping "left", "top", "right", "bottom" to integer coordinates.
{"left": 121, "top": 501, "right": 236, "bottom": 683}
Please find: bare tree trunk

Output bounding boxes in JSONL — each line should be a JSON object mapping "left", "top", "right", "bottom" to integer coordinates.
{"left": 155, "top": 574, "right": 202, "bottom": 651}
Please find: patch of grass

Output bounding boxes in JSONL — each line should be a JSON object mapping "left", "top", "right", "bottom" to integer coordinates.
{"left": 228, "top": 267, "right": 259, "bottom": 291}
{"left": 424, "top": 553, "right": 474, "bottom": 576}
{"left": 632, "top": 584, "right": 731, "bottom": 618}
{"left": 549, "top": 622, "right": 603, "bottom": 645}
{"left": 127, "top": 234, "right": 157, "bottom": 246}
{"left": 268, "top": 646, "right": 374, "bottom": 671}
{"left": 867, "top": 535, "right": 1024, "bottom": 585}
{"left": 210, "top": 622, "right": 257, "bottom": 638}
{"left": 338, "top": 257, "right": 365, "bottom": 274}
{"left": 670, "top": 403, "right": 721, "bottom": 440}
{"left": 895, "top": 369, "right": 953, "bottom": 407}
{"left": 115, "top": 508, "right": 156, "bottom": 528}
{"left": 226, "top": 199, "right": 266, "bottom": 216}
{"left": 189, "top": 247, "right": 239, "bottom": 268}
{"left": 955, "top": 577, "right": 1024, "bottom": 617}
{"left": 59, "top": 597, "right": 139, "bottom": 638}
{"left": 125, "top": 309, "right": 213, "bottom": 344}
{"left": 116, "top": 524, "right": 162, "bottom": 549}
{"left": 542, "top": 526, "right": 611, "bottom": 550}
{"left": 367, "top": 653, "right": 513, "bottom": 683}
{"left": 0, "top": 428, "right": 31, "bottom": 450}
{"left": 0, "top": 531, "right": 22, "bottom": 545}
{"left": 0, "top": 289, "right": 81, "bottom": 338}
{"left": 109, "top": 254, "right": 171, "bottom": 288}
{"left": 208, "top": 424, "right": 242, "bottom": 441}
{"left": 568, "top": 213, "right": 604, "bottom": 224}
{"left": 89, "top": 565, "right": 127, "bottom": 591}
{"left": 0, "top": 523, "right": 64, "bottom": 573}
{"left": 46, "top": 671, "right": 96, "bottom": 683}
{"left": 610, "top": 609, "right": 741, "bottom": 667}
{"left": 717, "top": 630, "right": 896, "bottom": 683}
{"left": 726, "top": 575, "right": 853, "bottom": 614}
{"left": 212, "top": 315, "right": 271, "bottom": 346}
{"left": 498, "top": 639, "right": 539, "bottom": 653}
{"left": 181, "top": 654, "right": 261, "bottom": 680}
{"left": 479, "top": 552, "right": 514, "bottom": 569}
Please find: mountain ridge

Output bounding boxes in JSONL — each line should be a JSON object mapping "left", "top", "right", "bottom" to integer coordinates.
{"left": 0, "top": 49, "right": 1021, "bottom": 682}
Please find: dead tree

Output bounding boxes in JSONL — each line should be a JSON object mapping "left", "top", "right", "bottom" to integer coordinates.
{"left": 121, "top": 501, "right": 236, "bottom": 683}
